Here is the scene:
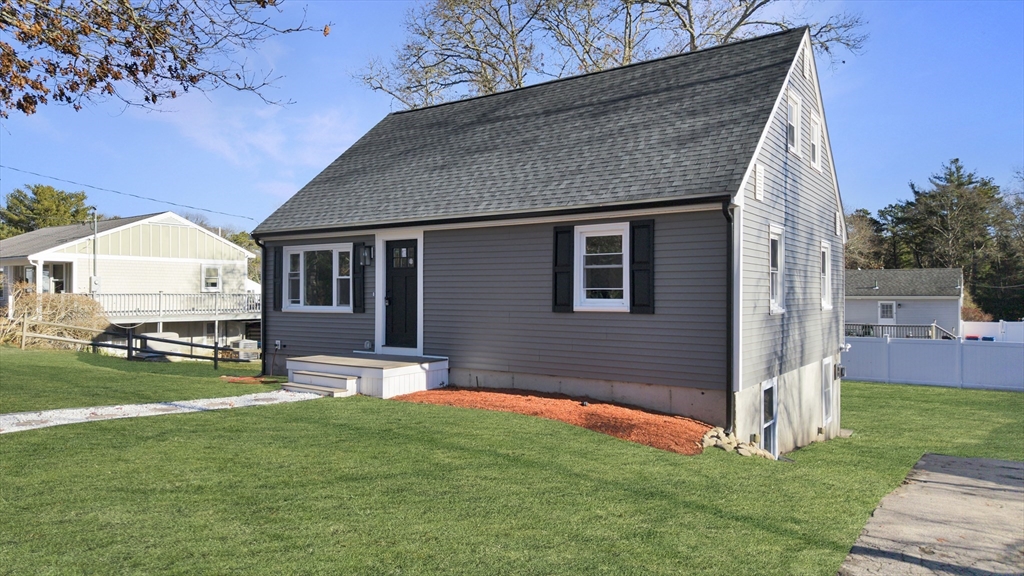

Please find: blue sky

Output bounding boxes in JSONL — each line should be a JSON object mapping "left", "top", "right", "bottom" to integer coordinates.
{"left": 0, "top": 1, "right": 1021, "bottom": 232}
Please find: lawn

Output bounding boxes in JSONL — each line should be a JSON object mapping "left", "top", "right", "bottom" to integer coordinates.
{"left": 0, "top": 376, "right": 1021, "bottom": 575}
{"left": 0, "top": 347, "right": 272, "bottom": 414}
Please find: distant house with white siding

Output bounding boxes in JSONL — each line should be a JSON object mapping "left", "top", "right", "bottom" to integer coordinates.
{"left": 0, "top": 211, "right": 260, "bottom": 342}
{"left": 845, "top": 268, "right": 963, "bottom": 337}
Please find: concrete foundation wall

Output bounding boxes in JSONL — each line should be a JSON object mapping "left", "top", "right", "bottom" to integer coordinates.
{"left": 734, "top": 354, "right": 841, "bottom": 454}
{"left": 449, "top": 368, "right": 727, "bottom": 427}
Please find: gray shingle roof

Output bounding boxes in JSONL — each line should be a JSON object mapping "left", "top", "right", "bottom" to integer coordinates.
{"left": 0, "top": 213, "right": 158, "bottom": 259}
{"left": 254, "top": 28, "right": 806, "bottom": 236}
{"left": 845, "top": 269, "right": 963, "bottom": 298}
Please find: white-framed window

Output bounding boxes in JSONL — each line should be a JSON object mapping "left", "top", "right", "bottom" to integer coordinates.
{"left": 283, "top": 243, "right": 354, "bottom": 311}
{"left": 761, "top": 377, "right": 779, "bottom": 457}
{"left": 809, "top": 114, "right": 822, "bottom": 171}
{"left": 822, "top": 357, "right": 834, "bottom": 426}
{"left": 787, "top": 90, "right": 802, "bottom": 157}
{"left": 769, "top": 225, "right": 785, "bottom": 314}
{"left": 820, "top": 241, "right": 832, "bottom": 310}
{"left": 878, "top": 301, "right": 896, "bottom": 324}
{"left": 201, "top": 264, "right": 222, "bottom": 292}
{"left": 754, "top": 163, "right": 765, "bottom": 201}
{"left": 574, "top": 222, "right": 630, "bottom": 312}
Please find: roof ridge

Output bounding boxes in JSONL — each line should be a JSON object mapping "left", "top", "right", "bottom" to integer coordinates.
{"left": 391, "top": 26, "right": 808, "bottom": 115}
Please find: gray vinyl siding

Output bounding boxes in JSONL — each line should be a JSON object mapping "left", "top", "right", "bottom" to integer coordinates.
{"left": 422, "top": 210, "right": 728, "bottom": 389}
{"left": 741, "top": 47, "right": 845, "bottom": 390}
{"left": 846, "top": 298, "right": 960, "bottom": 335}
{"left": 263, "top": 235, "right": 375, "bottom": 372}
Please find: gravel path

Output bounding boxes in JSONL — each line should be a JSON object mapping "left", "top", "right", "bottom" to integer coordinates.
{"left": 839, "top": 453, "right": 1024, "bottom": 575}
{"left": 0, "top": 390, "right": 322, "bottom": 434}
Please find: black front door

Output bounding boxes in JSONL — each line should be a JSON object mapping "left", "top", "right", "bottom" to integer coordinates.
{"left": 385, "top": 239, "right": 418, "bottom": 348}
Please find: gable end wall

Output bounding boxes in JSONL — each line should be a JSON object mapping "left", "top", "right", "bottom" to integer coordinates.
{"left": 740, "top": 46, "right": 845, "bottom": 391}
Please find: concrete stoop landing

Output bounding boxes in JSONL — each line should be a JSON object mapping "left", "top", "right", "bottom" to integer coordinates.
{"left": 284, "top": 354, "right": 449, "bottom": 399}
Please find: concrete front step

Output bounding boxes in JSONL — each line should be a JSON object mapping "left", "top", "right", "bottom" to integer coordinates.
{"left": 282, "top": 382, "right": 356, "bottom": 398}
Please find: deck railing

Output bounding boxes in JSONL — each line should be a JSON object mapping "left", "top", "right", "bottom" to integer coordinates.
{"left": 844, "top": 323, "right": 956, "bottom": 340}
{"left": 84, "top": 292, "right": 261, "bottom": 318}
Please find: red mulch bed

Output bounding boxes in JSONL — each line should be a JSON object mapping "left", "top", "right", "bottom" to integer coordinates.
{"left": 393, "top": 387, "right": 711, "bottom": 455}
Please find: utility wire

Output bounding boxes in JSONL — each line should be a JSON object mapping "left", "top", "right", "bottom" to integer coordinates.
{"left": 0, "top": 164, "right": 256, "bottom": 221}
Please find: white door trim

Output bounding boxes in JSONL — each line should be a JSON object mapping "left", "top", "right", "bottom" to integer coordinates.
{"left": 878, "top": 300, "right": 896, "bottom": 325}
{"left": 374, "top": 228, "right": 425, "bottom": 356}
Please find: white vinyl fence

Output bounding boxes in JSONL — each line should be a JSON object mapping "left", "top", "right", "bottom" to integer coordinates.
{"left": 844, "top": 336, "right": 1023, "bottom": 391}
{"left": 962, "top": 321, "right": 1024, "bottom": 343}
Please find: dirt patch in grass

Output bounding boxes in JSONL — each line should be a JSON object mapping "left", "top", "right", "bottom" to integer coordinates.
{"left": 394, "top": 387, "right": 712, "bottom": 455}
{"left": 218, "top": 376, "right": 285, "bottom": 385}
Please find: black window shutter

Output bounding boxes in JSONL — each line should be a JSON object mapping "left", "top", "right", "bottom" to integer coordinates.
{"left": 552, "top": 226, "right": 574, "bottom": 313}
{"left": 272, "top": 246, "right": 283, "bottom": 312}
{"left": 352, "top": 242, "right": 365, "bottom": 313}
{"left": 630, "top": 220, "right": 654, "bottom": 314}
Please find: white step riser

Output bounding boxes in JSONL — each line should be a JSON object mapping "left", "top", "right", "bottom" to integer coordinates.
{"left": 283, "top": 383, "right": 356, "bottom": 398}
{"left": 292, "top": 373, "right": 356, "bottom": 389}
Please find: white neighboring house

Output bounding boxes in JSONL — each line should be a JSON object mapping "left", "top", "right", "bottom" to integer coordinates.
{"left": 0, "top": 211, "right": 260, "bottom": 343}
{"left": 845, "top": 268, "right": 963, "bottom": 337}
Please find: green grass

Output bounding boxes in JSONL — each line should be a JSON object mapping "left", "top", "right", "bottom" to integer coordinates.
{"left": 1, "top": 380, "right": 1021, "bottom": 575}
{"left": 0, "top": 347, "right": 271, "bottom": 413}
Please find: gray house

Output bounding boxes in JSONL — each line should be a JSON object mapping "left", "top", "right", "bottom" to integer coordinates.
{"left": 845, "top": 268, "right": 963, "bottom": 336}
{"left": 253, "top": 28, "right": 845, "bottom": 456}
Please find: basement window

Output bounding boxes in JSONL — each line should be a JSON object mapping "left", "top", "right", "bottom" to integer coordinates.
{"left": 761, "top": 377, "right": 778, "bottom": 457}
{"left": 822, "top": 357, "right": 834, "bottom": 426}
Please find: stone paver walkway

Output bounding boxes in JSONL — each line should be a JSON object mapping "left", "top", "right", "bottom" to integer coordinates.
{"left": 0, "top": 390, "right": 321, "bottom": 434}
{"left": 839, "top": 453, "right": 1024, "bottom": 576}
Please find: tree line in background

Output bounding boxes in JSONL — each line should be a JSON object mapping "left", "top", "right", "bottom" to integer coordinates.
{"left": 846, "top": 159, "right": 1024, "bottom": 321}
{"left": 360, "top": 0, "right": 867, "bottom": 109}
{"left": 0, "top": 184, "right": 261, "bottom": 283}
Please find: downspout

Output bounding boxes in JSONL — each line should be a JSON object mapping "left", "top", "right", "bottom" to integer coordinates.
{"left": 253, "top": 236, "right": 268, "bottom": 376}
{"left": 722, "top": 200, "right": 735, "bottom": 435}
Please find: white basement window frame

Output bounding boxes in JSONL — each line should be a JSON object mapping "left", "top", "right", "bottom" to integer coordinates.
{"left": 822, "top": 356, "right": 834, "bottom": 427}
{"left": 769, "top": 224, "right": 785, "bottom": 315}
{"left": 761, "top": 377, "right": 779, "bottom": 458}
{"left": 201, "top": 264, "right": 222, "bottom": 293}
{"left": 787, "top": 90, "right": 802, "bottom": 157}
{"left": 574, "top": 222, "right": 630, "bottom": 312}
{"left": 282, "top": 243, "right": 354, "bottom": 312}
{"left": 820, "top": 241, "right": 832, "bottom": 310}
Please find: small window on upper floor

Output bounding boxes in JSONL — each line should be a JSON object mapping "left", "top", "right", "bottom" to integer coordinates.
{"left": 787, "top": 91, "right": 802, "bottom": 157}
{"left": 202, "top": 264, "right": 222, "bottom": 293}
{"left": 810, "top": 114, "right": 822, "bottom": 171}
